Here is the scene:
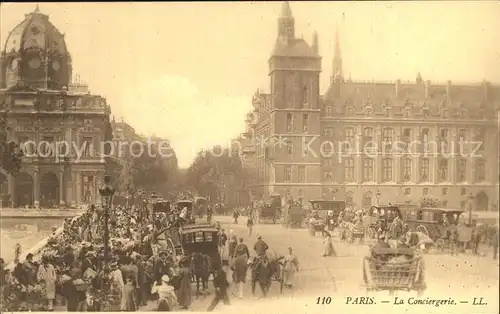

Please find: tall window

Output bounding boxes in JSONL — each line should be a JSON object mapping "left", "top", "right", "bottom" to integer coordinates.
{"left": 363, "top": 127, "right": 375, "bottom": 155}
{"left": 303, "top": 114, "right": 309, "bottom": 132}
{"left": 420, "top": 158, "right": 430, "bottom": 181}
{"left": 298, "top": 166, "right": 306, "bottom": 182}
{"left": 439, "top": 158, "right": 448, "bottom": 181}
{"left": 475, "top": 159, "right": 486, "bottom": 181}
{"left": 344, "top": 158, "right": 354, "bottom": 182}
{"left": 457, "top": 159, "right": 467, "bottom": 182}
{"left": 403, "top": 158, "right": 412, "bottom": 182}
{"left": 82, "top": 175, "right": 94, "bottom": 203}
{"left": 457, "top": 128, "right": 467, "bottom": 155}
{"left": 363, "top": 158, "right": 374, "bottom": 181}
{"left": 284, "top": 166, "right": 292, "bottom": 182}
{"left": 83, "top": 137, "right": 93, "bottom": 157}
{"left": 382, "top": 158, "right": 393, "bottom": 182}
{"left": 402, "top": 128, "right": 412, "bottom": 153}
{"left": 474, "top": 128, "right": 485, "bottom": 153}
{"left": 344, "top": 127, "right": 355, "bottom": 152}
{"left": 41, "top": 136, "right": 55, "bottom": 156}
{"left": 440, "top": 128, "right": 449, "bottom": 153}
{"left": 286, "top": 140, "right": 293, "bottom": 156}
{"left": 302, "top": 85, "right": 308, "bottom": 105}
{"left": 421, "top": 128, "right": 430, "bottom": 153}
{"left": 382, "top": 128, "right": 393, "bottom": 153}
{"left": 286, "top": 113, "right": 293, "bottom": 132}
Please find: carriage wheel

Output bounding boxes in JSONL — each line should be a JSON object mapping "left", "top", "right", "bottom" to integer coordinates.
{"left": 416, "top": 225, "right": 429, "bottom": 236}
{"left": 435, "top": 238, "right": 445, "bottom": 252}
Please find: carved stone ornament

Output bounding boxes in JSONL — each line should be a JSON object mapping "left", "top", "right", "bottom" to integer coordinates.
{"left": 78, "top": 126, "right": 101, "bottom": 133}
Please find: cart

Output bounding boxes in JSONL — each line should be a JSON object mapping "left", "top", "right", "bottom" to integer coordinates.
{"left": 363, "top": 247, "right": 426, "bottom": 295}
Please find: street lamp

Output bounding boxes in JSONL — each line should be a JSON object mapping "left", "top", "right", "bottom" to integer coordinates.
{"left": 467, "top": 192, "right": 475, "bottom": 225}
{"left": 99, "top": 175, "right": 115, "bottom": 271}
{"left": 376, "top": 190, "right": 381, "bottom": 206}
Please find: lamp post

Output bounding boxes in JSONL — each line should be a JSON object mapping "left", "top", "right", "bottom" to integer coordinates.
{"left": 467, "top": 192, "right": 474, "bottom": 225}
{"left": 376, "top": 190, "right": 381, "bottom": 206}
{"left": 99, "top": 175, "right": 115, "bottom": 271}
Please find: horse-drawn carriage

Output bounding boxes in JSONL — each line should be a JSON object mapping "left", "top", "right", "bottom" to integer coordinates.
{"left": 282, "top": 204, "right": 307, "bottom": 228}
{"left": 175, "top": 200, "right": 196, "bottom": 224}
{"left": 152, "top": 200, "right": 171, "bottom": 220}
{"left": 404, "top": 207, "right": 470, "bottom": 252}
{"left": 194, "top": 197, "right": 208, "bottom": 218}
{"left": 178, "top": 224, "right": 221, "bottom": 294}
{"left": 308, "top": 200, "right": 345, "bottom": 235}
{"left": 259, "top": 194, "right": 282, "bottom": 224}
{"left": 248, "top": 253, "right": 285, "bottom": 295}
{"left": 363, "top": 246, "right": 426, "bottom": 295}
{"left": 367, "top": 205, "right": 403, "bottom": 238}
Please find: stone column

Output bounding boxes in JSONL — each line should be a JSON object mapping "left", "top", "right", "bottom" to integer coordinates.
{"left": 375, "top": 128, "right": 382, "bottom": 183}
{"left": 59, "top": 170, "right": 64, "bottom": 204}
{"left": 355, "top": 131, "right": 362, "bottom": 183}
{"left": 75, "top": 171, "right": 81, "bottom": 204}
{"left": 33, "top": 170, "right": 40, "bottom": 203}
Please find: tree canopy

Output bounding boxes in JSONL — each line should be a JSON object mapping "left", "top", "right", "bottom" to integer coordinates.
{"left": 185, "top": 145, "right": 248, "bottom": 201}
{"left": 0, "top": 111, "right": 23, "bottom": 182}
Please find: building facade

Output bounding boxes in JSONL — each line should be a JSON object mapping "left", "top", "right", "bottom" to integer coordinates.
{"left": 0, "top": 6, "right": 112, "bottom": 208}
{"left": 242, "top": 2, "right": 500, "bottom": 211}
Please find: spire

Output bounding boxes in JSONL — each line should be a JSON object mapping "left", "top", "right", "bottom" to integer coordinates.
{"left": 331, "top": 23, "right": 344, "bottom": 83}
{"left": 312, "top": 31, "right": 319, "bottom": 54}
{"left": 34, "top": 3, "right": 40, "bottom": 13}
{"left": 280, "top": 1, "right": 293, "bottom": 19}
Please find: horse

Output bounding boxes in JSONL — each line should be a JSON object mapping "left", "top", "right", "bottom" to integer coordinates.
{"left": 250, "top": 255, "right": 284, "bottom": 297}
{"left": 189, "top": 252, "right": 212, "bottom": 296}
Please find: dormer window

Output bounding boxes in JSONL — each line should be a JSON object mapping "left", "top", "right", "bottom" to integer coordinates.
{"left": 442, "top": 108, "right": 449, "bottom": 118}
{"left": 325, "top": 106, "right": 333, "bottom": 116}
{"left": 365, "top": 106, "right": 373, "bottom": 117}
{"left": 422, "top": 108, "right": 430, "bottom": 117}
{"left": 384, "top": 106, "right": 391, "bottom": 117}
{"left": 460, "top": 109, "right": 467, "bottom": 118}
{"left": 404, "top": 107, "right": 411, "bottom": 118}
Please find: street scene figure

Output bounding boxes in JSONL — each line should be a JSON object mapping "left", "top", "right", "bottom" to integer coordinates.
{"left": 0, "top": 1, "right": 499, "bottom": 313}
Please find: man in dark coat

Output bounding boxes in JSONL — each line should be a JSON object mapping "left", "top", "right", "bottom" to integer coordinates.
{"left": 77, "top": 288, "right": 101, "bottom": 311}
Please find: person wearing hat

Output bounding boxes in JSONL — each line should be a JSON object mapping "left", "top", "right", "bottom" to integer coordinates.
{"left": 233, "top": 238, "right": 250, "bottom": 298}
{"left": 151, "top": 274, "right": 178, "bottom": 311}
{"left": 253, "top": 235, "right": 268, "bottom": 257}
{"left": 322, "top": 232, "right": 336, "bottom": 257}
{"left": 77, "top": 287, "right": 101, "bottom": 311}
{"left": 207, "top": 268, "right": 230, "bottom": 311}
{"left": 37, "top": 254, "right": 57, "bottom": 311}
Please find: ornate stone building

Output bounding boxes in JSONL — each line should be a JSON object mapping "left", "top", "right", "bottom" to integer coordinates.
{"left": 242, "top": 2, "right": 500, "bottom": 211}
{"left": 0, "top": 6, "right": 112, "bottom": 208}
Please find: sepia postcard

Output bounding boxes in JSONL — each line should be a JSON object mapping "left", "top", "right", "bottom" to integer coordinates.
{"left": 0, "top": 1, "right": 498, "bottom": 313}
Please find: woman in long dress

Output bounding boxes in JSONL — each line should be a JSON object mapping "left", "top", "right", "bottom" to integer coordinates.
{"left": 322, "top": 232, "right": 336, "bottom": 257}
{"left": 37, "top": 256, "right": 57, "bottom": 311}
{"left": 176, "top": 258, "right": 192, "bottom": 309}
{"left": 283, "top": 247, "right": 299, "bottom": 288}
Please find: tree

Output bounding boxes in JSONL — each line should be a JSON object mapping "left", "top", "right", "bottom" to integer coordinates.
{"left": 0, "top": 111, "right": 23, "bottom": 182}
{"left": 186, "top": 146, "right": 248, "bottom": 203}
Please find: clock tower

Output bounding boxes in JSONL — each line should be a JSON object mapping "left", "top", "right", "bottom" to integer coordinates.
{"left": 267, "top": 1, "right": 322, "bottom": 201}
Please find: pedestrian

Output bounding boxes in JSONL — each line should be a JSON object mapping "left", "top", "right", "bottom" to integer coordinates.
{"left": 232, "top": 238, "right": 250, "bottom": 298}
{"left": 121, "top": 276, "right": 137, "bottom": 311}
{"left": 247, "top": 215, "right": 254, "bottom": 236}
{"left": 176, "top": 258, "right": 192, "bottom": 309}
{"left": 322, "top": 232, "right": 336, "bottom": 257}
{"left": 207, "top": 268, "right": 230, "bottom": 311}
{"left": 77, "top": 287, "right": 101, "bottom": 311}
{"left": 109, "top": 262, "right": 124, "bottom": 310}
{"left": 233, "top": 209, "right": 240, "bottom": 224}
{"left": 228, "top": 230, "right": 237, "bottom": 259}
{"left": 219, "top": 229, "right": 228, "bottom": 254}
{"left": 37, "top": 255, "right": 57, "bottom": 311}
{"left": 151, "top": 275, "right": 178, "bottom": 311}
{"left": 283, "top": 247, "right": 299, "bottom": 288}
{"left": 492, "top": 224, "right": 498, "bottom": 260}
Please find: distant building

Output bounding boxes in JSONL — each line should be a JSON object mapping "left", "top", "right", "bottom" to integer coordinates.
{"left": 0, "top": 6, "right": 112, "bottom": 208}
{"left": 241, "top": 1, "right": 500, "bottom": 211}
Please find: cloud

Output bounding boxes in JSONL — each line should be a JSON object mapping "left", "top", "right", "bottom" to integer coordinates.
{"left": 119, "top": 74, "right": 251, "bottom": 168}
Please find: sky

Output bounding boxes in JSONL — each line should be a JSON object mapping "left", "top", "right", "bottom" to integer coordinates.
{"left": 1, "top": 1, "right": 500, "bottom": 168}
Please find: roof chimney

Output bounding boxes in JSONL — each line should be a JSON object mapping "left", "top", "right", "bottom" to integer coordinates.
{"left": 446, "top": 80, "right": 452, "bottom": 100}
{"left": 395, "top": 79, "right": 401, "bottom": 98}
{"left": 416, "top": 72, "right": 422, "bottom": 84}
{"left": 312, "top": 31, "right": 318, "bottom": 54}
{"left": 425, "top": 80, "right": 431, "bottom": 98}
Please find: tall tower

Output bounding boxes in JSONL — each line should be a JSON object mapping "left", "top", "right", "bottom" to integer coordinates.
{"left": 331, "top": 25, "right": 344, "bottom": 84}
{"left": 268, "top": 1, "right": 322, "bottom": 200}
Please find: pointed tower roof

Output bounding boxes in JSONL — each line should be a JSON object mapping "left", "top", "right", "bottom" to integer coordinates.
{"left": 280, "top": 1, "right": 293, "bottom": 19}
{"left": 334, "top": 23, "right": 341, "bottom": 57}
